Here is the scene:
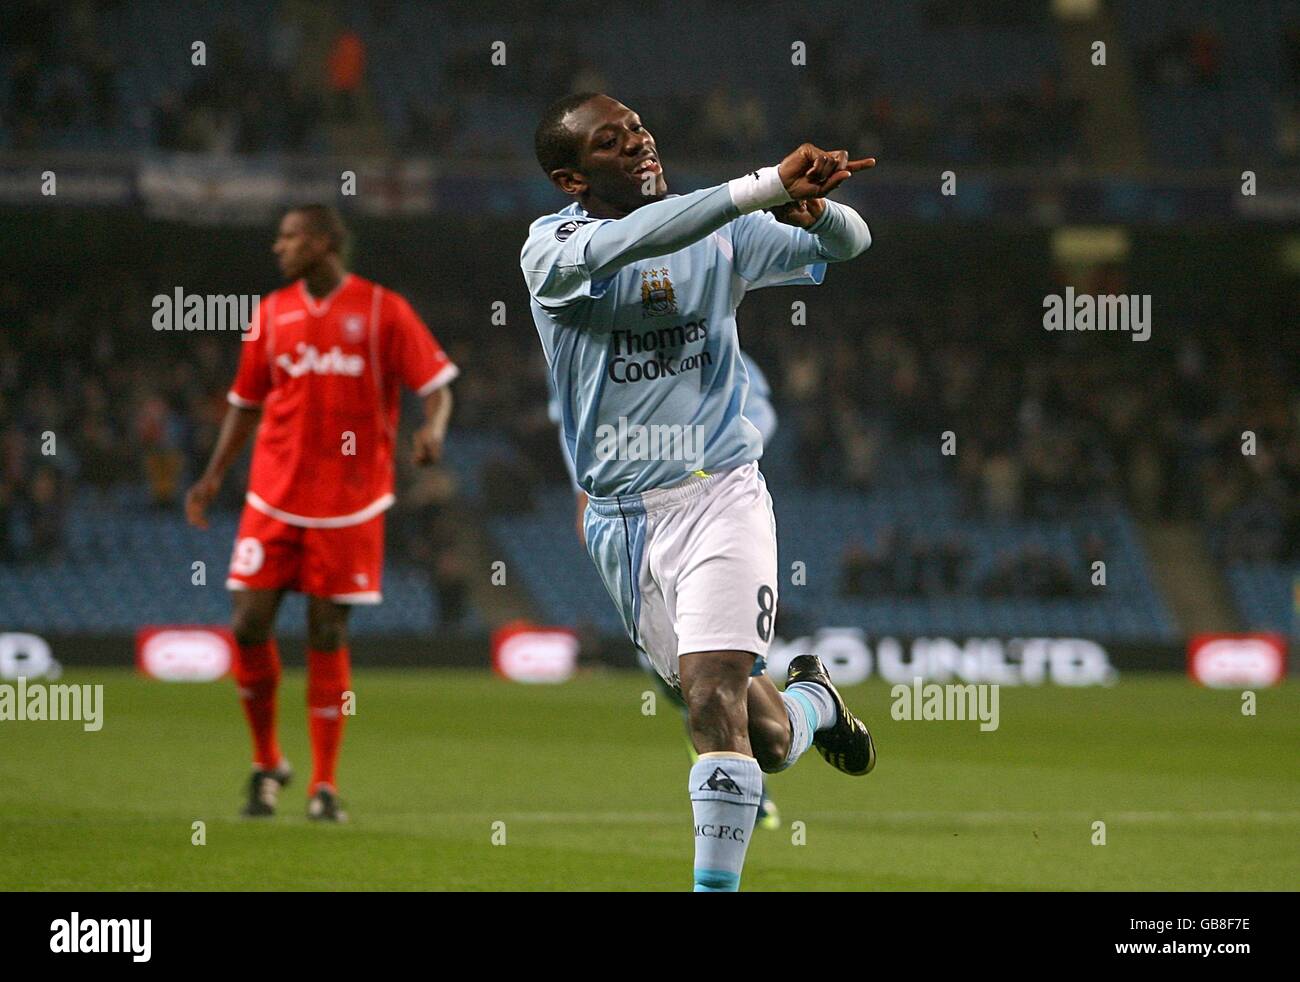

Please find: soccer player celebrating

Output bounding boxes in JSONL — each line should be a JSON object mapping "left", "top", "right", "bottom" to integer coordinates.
{"left": 186, "top": 205, "right": 458, "bottom": 822}
{"left": 521, "top": 93, "right": 876, "bottom": 891}
{"left": 549, "top": 350, "right": 785, "bottom": 831}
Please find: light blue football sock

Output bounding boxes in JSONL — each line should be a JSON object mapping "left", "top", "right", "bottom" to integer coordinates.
{"left": 777, "top": 680, "right": 839, "bottom": 770}
{"left": 689, "top": 752, "right": 762, "bottom": 892}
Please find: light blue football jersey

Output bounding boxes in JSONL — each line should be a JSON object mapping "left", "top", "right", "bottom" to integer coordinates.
{"left": 548, "top": 350, "right": 778, "bottom": 491}
{"left": 521, "top": 184, "right": 870, "bottom": 499}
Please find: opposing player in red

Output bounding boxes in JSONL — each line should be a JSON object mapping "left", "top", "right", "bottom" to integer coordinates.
{"left": 185, "top": 205, "right": 458, "bottom": 822}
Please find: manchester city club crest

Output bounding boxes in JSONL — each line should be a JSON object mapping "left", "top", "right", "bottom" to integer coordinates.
{"left": 342, "top": 314, "right": 365, "bottom": 342}
{"left": 640, "top": 266, "right": 677, "bottom": 317}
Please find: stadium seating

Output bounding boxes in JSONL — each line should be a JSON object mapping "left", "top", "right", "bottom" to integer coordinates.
{"left": 486, "top": 421, "right": 1180, "bottom": 643}
{"left": 0, "top": 485, "right": 468, "bottom": 636}
{"left": 16, "top": 0, "right": 1297, "bottom": 167}
{"left": 1225, "top": 563, "right": 1299, "bottom": 640}
{"left": 1113, "top": 0, "right": 1299, "bottom": 166}
{"left": 0, "top": 0, "right": 1078, "bottom": 162}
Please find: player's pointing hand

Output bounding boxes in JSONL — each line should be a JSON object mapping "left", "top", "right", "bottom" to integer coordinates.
{"left": 778, "top": 143, "right": 875, "bottom": 200}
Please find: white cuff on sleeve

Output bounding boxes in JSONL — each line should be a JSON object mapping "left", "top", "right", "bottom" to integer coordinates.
{"left": 415, "top": 362, "right": 460, "bottom": 397}
{"left": 727, "top": 166, "right": 792, "bottom": 214}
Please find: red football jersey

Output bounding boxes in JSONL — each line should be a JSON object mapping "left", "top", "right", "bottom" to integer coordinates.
{"left": 228, "top": 274, "right": 457, "bottom": 526}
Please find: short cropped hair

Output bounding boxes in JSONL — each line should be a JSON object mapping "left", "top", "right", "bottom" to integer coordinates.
{"left": 288, "top": 204, "right": 351, "bottom": 261}
{"left": 534, "top": 92, "right": 604, "bottom": 176}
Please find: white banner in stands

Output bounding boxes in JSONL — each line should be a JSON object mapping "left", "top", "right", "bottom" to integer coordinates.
{"left": 136, "top": 627, "right": 233, "bottom": 682}
{"left": 492, "top": 622, "right": 579, "bottom": 684}
{"left": 767, "top": 629, "right": 1117, "bottom": 686}
{"left": 1188, "top": 634, "right": 1286, "bottom": 688}
{"left": 0, "top": 633, "right": 62, "bottom": 680}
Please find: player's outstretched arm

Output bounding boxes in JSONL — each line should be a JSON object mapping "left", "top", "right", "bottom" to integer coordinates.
{"left": 580, "top": 144, "right": 874, "bottom": 281}
{"left": 770, "top": 148, "right": 875, "bottom": 231}
{"left": 727, "top": 149, "right": 874, "bottom": 281}
{"left": 185, "top": 404, "right": 260, "bottom": 529}
{"left": 762, "top": 191, "right": 872, "bottom": 263}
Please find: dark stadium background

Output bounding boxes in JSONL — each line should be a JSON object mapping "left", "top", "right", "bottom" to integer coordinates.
{"left": 0, "top": 0, "right": 1295, "bottom": 671}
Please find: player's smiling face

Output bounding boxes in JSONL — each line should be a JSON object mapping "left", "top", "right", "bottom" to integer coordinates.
{"left": 273, "top": 211, "right": 330, "bottom": 282}
{"left": 559, "top": 96, "right": 666, "bottom": 217}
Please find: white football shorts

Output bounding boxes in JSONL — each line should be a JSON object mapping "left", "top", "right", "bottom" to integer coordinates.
{"left": 583, "top": 460, "right": 779, "bottom": 691}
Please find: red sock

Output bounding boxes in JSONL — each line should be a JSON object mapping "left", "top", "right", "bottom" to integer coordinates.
{"left": 307, "top": 647, "right": 351, "bottom": 791}
{"left": 233, "top": 640, "right": 282, "bottom": 771}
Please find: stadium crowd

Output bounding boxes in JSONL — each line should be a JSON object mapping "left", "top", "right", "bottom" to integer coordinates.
{"left": 3, "top": 0, "right": 1297, "bottom": 613}
{"left": 4, "top": 0, "right": 1082, "bottom": 167}
{"left": 747, "top": 270, "right": 1300, "bottom": 575}
{"left": 1, "top": 248, "right": 1295, "bottom": 613}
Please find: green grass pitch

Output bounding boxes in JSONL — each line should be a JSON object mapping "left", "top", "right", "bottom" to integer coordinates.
{"left": 1, "top": 669, "right": 1295, "bottom": 891}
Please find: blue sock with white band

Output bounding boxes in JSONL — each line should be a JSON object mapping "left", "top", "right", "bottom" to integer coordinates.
{"left": 778, "top": 681, "right": 839, "bottom": 770}
{"left": 689, "top": 752, "right": 762, "bottom": 892}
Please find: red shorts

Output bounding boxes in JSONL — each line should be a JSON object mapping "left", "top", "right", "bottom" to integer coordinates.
{"left": 225, "top": 504, "right": 386, "bottom": 603}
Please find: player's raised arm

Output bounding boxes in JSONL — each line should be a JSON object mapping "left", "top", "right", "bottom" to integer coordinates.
{"left": 523, "top": 94, "right": 874, "bottom": 308}
{"left": 581, "top": 144, "right": 874, "bottom": 281}
{"left": 759, "top": 147, "right": 874, "bottom": 263}
{"left": 731, "top": 183, "right": 874, "bottom": 286}
{"left": 782, "top": 197, "right": 873, "bottom": 259}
